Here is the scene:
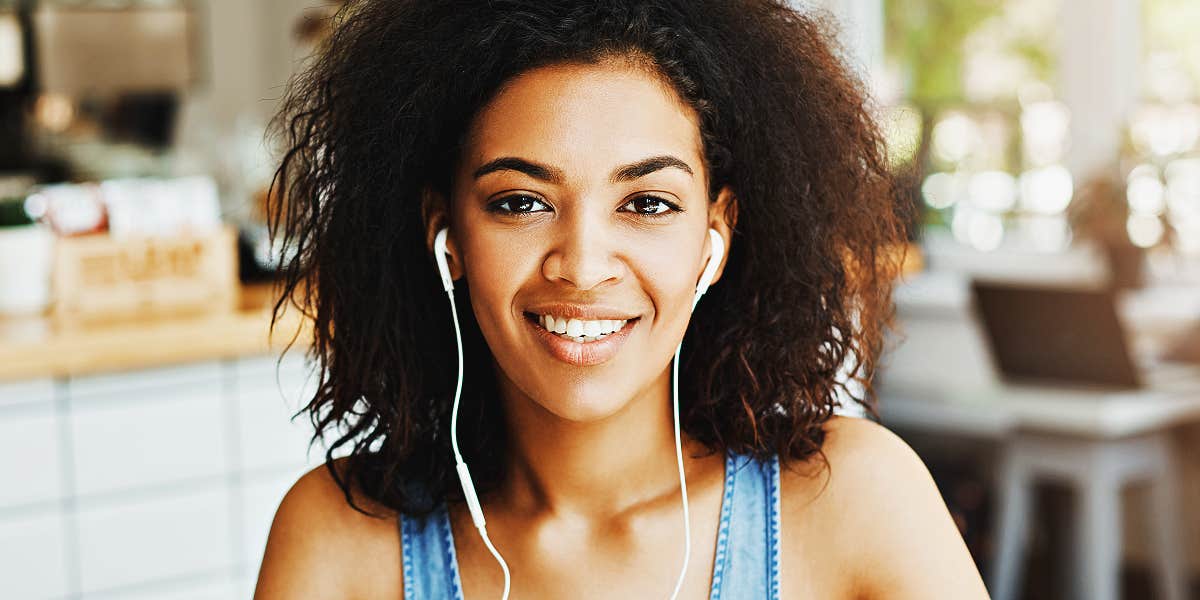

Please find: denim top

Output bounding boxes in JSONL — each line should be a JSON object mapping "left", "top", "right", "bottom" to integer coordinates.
{"left": 399, "top": 451, "right": 782, "bottom": 599}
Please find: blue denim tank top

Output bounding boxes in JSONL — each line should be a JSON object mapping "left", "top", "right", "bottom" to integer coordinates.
{"left": 399, "top": 451, "right": 782, "bottom": 599}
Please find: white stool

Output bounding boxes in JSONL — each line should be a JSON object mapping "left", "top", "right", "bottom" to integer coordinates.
{"left": 988, "top": 430, "right": 1186, "bottom": 600}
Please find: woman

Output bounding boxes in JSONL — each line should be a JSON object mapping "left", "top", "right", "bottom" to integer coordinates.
{"left": 255, "top": 1, "right": 989, "bottom": 598}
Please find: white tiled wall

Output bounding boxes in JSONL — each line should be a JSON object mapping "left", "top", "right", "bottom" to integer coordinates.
{"left": 236, "top": 357, "right": 321, "bottom": 472}
{"left": 70, "top": 385, "right": 228, "bottom": 497}
{"left": 0, "top": 507, "right": 70, "bottom": 600}
{"left": 0, "top": 378, "right": 55, "bottom": 408}
{"left": 76, "top": 488, "right": 233, "bottom": 594}
{"left": 0, "top": 353, "right": 326, "bottom": 600}
{"left": 0, "top": 405, "right": 61, "bottom": 508}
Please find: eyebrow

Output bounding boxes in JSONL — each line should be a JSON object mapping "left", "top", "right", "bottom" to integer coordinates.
{"left": 471, "top": 154, "right": 694, "bottom": 184}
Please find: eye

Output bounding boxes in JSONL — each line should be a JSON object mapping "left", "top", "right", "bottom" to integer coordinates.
{"left": 486, "top": 194, "right": 552, "bottom": 215}
{"left": 619, "top": 195, "right": 683, "bottom": 217}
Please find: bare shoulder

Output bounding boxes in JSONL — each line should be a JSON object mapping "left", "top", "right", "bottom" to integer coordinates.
{"left": 778, "top": 415, "right": 989, "bottom": 600}
{"left": 253, "top": 457, "right": 403, "bottom": 600}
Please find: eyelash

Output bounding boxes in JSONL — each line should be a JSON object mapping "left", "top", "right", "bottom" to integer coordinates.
{"left": 485, "top": 194, "right": 684, "bottom": 218}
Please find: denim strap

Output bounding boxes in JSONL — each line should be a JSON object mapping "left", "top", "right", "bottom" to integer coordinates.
{"left": 709, "top": 452, "right": 781, "bottom": 600}
{"left": 399, "top": 504, "right": 466, "bottom": 599}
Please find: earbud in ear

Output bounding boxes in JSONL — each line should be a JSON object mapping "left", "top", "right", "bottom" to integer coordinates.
{"left": 434, "top": 227, "right": 454, "bottom": 292}
{"left": 695, "top": 228, "right": 725, "bottom": 297}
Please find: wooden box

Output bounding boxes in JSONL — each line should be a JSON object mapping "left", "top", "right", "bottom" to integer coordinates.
{"left": 52, "top": 225, "right": 238, "bottom": 325}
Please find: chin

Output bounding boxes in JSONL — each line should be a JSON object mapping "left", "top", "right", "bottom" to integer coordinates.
{"left": 525, "top": 383, "right": 634, "bottom": 423}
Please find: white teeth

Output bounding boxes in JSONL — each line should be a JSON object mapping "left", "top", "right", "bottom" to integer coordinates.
{"left": 535, "top": 313, "right": 630, "bottom": 341}
{"left": 564, "top": 318, "right": 581, "bottom": 337}
{"left": 582, "top": 320, "right": 602, "bottom": 337}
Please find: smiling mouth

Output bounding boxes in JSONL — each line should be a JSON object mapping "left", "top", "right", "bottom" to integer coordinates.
{"left": 522, "top": 311, "right": 641, "bottom": 343}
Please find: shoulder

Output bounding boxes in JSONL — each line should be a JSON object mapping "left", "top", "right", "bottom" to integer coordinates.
{"left": 778, "top": 415, "right": 988, "bottom": 600}
{"left": 253, "top": 457, "right": 403, "bottom": 600}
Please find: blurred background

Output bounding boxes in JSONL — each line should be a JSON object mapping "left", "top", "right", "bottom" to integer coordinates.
{"left": 0, "top": 0, "right": 1196, "bottom": 599}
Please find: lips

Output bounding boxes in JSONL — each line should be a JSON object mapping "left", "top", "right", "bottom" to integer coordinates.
{"left": 522, "top": 311, "right": 640, "bottom": 366}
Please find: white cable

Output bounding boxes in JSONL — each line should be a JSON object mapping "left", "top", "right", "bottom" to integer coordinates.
{"left": 478, "top": 525, "right": 511, "bottom": 599}
{"left": 666, "top": 286, "right": 710, "bottom": 600}
{"left": 448, "top": 289, "right": 466, "bottom": 460}
{"left": 666, "top": 339, "right": 691, "bottom": 600}
{"left": 448, "top": 289, "right": 512, "bottom": 600}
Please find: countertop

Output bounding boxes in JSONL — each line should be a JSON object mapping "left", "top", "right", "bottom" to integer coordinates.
{"left": 0, "top": 283, "right": 308, "bottom": 382}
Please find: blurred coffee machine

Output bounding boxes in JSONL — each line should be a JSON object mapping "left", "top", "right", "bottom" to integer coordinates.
{"left": 0, "top": 5, "right": 31, "bottom": 170}
{"left": 0, "top": 1, "right": 197, "bottom": 173}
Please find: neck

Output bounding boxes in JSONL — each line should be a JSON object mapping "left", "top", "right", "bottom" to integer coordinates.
{"left": 494, "top": 365, "right": 701, "bottom": 519}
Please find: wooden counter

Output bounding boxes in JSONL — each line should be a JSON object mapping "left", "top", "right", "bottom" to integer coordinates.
{"left": 0, "top": 283, "right": 309, "bottom": 382}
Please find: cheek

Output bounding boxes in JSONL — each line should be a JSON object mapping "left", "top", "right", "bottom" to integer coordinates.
{"left": 633, "top": 235, "right": 700, "bottom": 323}
{"left": 460, "top": 233, "right": 535, "bottom": 333}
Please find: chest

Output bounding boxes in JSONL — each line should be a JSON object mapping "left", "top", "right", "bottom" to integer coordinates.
{"left": 449, "top": 521, "right": 851, "bottom": 600}
{"left": 451, "top": 500, "right": 723, "bottom": 600}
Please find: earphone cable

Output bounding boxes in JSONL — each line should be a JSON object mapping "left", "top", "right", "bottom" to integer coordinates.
{"left": 667, "top": 339, "right": 692, "bottom": 600}
{"left": 667, "top": 287, "right": 710, "bottom": 600}
{"left": 448, "top": 289, "right": 513, "bottom": 600}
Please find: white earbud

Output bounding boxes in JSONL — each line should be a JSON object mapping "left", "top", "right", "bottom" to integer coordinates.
{"left": 694, "top": 228, "right": 725, "bottom": 304}
{"left": 434, "top": 227, "right": 454, "bottom": 292}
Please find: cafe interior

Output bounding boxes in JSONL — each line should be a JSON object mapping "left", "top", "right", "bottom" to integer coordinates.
{"left": 0, "top": 1, "right": 1198, "bottom": 598}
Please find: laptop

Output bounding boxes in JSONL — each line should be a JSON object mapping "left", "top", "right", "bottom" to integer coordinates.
{"left": 971, "top": 281, "right": 1145, "bottom": 390}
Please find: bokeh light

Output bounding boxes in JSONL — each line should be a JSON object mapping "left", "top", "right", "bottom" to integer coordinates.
{"left": 1127, "top": 164, "right": 1166, "bottom": 215}
{"left": 1020, "top": 100, "right": 1070, "bottom": 166}
{"left": 969, "top": 170, "right": 1017, "bottom": 212}
{"left": 1127, "top": 213, "right": 1166, "bottom": 247}
{"left": 921, "top": 171, "right": 968, "bottom": 210}
{"left": 952, "top": 205, "right": 1005, "bottom": 251}
{"left": 881, "top": 103, "right": 925, "bottom": 168}
{"left": 1018, "top": 165, "right": 1074, "bottom": 215}
{"left": 932, "top": 111, "right": 981, "bottom": 165}
{"left": 1130, "top": 103, "right": 1200, "bottom": 157}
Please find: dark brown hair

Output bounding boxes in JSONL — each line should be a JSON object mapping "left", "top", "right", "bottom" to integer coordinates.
{"left": 268, "top": 0, "right": 907, "bottom": 517}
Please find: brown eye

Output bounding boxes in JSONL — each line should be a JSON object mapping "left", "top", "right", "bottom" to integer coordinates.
{"left": 620, "top": 195, "right": 681, "bottom": 217}
{"left": 487, "top": 195, "right": 551, "bottom": 214}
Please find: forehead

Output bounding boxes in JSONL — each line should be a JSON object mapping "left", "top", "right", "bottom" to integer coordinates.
{"left": 460, "top": 60, "right": 704, "bottom": 180}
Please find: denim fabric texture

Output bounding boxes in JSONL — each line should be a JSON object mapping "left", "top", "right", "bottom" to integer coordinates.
{"left": 399, "top": 451, "right": 782, "bottom": 599}
{"left": 400, "top": 502, "right": 466, "bottom": 600}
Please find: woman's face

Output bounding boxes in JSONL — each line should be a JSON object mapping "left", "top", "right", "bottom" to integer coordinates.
{"left": 432, "top": 59, "right": 733, "bottom": 422}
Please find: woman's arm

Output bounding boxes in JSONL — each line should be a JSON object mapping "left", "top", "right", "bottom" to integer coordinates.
{"left": 782, "top": 415, "right": 991, "bottom": 600}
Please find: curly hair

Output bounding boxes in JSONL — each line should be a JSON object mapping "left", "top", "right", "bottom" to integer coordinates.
{"left": 268, "top": 0, "right": 907, "bottom": 518}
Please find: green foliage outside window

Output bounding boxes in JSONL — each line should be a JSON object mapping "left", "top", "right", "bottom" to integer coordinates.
{"left": 883, "top": 0, "right": 1056, "bottom": 110}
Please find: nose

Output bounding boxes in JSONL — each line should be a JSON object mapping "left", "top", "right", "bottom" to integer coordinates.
{"left": 541, "top": 209, "right": 624, "bottom": 291}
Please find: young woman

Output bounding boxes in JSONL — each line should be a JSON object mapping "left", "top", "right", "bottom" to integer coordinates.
{"left": 254, "top": 1, "right": 989, "bottom": 598}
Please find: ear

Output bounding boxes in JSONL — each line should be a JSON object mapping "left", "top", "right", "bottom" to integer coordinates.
{"left": 421, "top": 185, "right": 464, "bottom": 281}
{"left": 706, "top": 185, "right": 737, "bottom": 285}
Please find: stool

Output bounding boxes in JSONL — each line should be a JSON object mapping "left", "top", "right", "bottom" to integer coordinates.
{"left": 988, "top": 430, "right": 1186, "bottom": 600}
